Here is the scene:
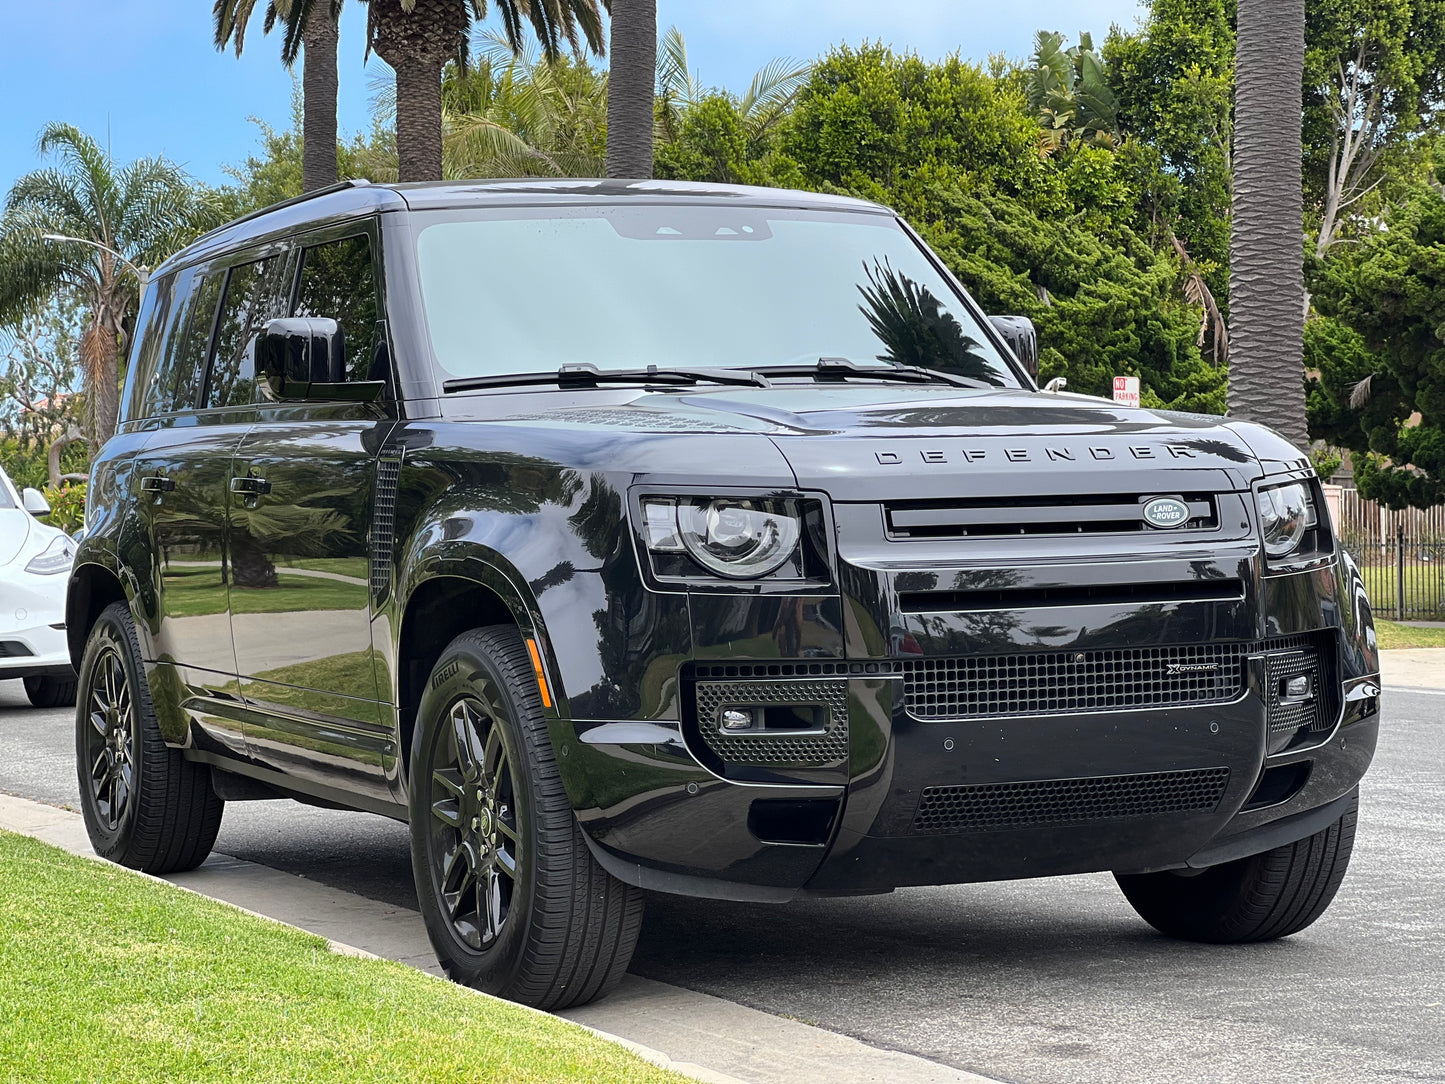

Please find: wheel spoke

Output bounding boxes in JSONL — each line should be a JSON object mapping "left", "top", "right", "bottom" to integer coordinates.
{"left": 90, "top": 750, "right": 109, "bottom": 786}
{"left": 449, "top": 865, "right": 477, "bottom": 922}
{"left": 482, "top": 724, "right": 502, "bottom": 777}
{"left": 495, "top": 846, "right": 517, "bottom": 878}
{"left": 89, "top": 709, "right": 109, "bottom": 738}
{"left": 495, "top": 816, "right": 518, "bottom": 845}
{"left": 451, "top": 703, "right": 484, "bottom": 781}
{"left": 432, "top": 768, "right": 464, "bottom": 801}
{"left": 481, "top": 867, "right": 501, "bottom": 942}
{"left": 432, "top": 798, "right": 462, "bottom": 829}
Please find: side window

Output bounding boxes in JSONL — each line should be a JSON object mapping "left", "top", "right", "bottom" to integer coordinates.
{"left": 206, "top": 256, "right": 281, "bottom": 408}
{"left": 170, "top": 272, "right": 224, "bottom": 411}
{"left": 292, "top": 234, "right": 379, "bottom": 382}
{"left": 121, "top": 271, "right": 175, "bottom": 422}
{"left": 137, "top": 268, "right": 220, "bottom": 417}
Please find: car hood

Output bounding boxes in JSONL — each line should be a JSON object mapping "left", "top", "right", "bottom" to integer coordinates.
{"left": 436, "top": 384, "right": 1303, "bottom": 499}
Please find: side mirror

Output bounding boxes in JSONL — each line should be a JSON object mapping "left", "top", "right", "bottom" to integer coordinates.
{"left": 22, "top": 487, "right": 51, "bottom": 517}
{"left": 256, "top": 317, "right": 383, "bottom": 402}
{"left": 989, "top": 315, "right": 1039, "bottom": 382}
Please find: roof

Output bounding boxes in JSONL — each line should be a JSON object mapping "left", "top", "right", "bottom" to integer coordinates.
{"left": 153, "top": 178, "right": 892, "bottom": 278}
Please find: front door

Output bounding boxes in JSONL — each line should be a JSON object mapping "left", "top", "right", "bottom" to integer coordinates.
{"left": 131, "top": 265, "right": 251, "bottom": 757}
{"left": 224, "top": 226, "right": 397, "bottom": 803}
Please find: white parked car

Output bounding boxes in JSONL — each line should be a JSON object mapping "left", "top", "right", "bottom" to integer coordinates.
{"left": 0, "top": 466, "right": 77, "bottom": 706}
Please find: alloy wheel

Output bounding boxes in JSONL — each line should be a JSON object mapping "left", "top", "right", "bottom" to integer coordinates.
{"left": 428, "top": 691, "right": 521, "bottom": 950}
{"left": 84, "top": 642, "right": 136, "bottom": 831}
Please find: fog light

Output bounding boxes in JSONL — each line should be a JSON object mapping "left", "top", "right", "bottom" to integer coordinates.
{"left": 720, "top": 708, "right": 754, "bottom": 732}
{"left": 1284, "top": 675, "right": 1312, "bottom": 699}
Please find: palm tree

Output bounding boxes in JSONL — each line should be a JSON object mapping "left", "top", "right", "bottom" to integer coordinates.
{"left": 363, "top": 0, "right": 605, "bottom": 183}
{"left": 1228, "top": 0, "right": 1308, "bottom": 447}
{"left": 0, "top": 124, "right": 215, "bottom": 447}
{"left": 214, "top": 1, "right": 345, "bottom": 193}
{"left": 606, "top": 0, "right": 654, "bottom": 177}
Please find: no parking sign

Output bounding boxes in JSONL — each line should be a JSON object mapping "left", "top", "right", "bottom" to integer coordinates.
{"left": 1113, "top": 375, "right": 1140, "bottom": 407}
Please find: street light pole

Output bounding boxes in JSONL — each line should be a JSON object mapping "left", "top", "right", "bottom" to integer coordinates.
{"left": 40, "top": 233, "right": 148, "bottom": 297}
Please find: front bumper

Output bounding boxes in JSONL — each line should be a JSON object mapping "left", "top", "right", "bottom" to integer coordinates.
{"left": 0, "top": 574, "right": 72, "bottom": 678}
{"left": 566, "top": 550, "right": 1380, "bottom": 901}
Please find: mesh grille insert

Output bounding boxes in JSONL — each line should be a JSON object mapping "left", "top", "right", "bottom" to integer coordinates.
{"left": 693, "top": 678, "right": 849, "bottom": 767}
{"left": 912, "top": 767, "right": 1231, "bottom": 833}
{"left": 1266, "top": 648, "right": 1326, "bottom": 735}
{"left": 902, "top": 644, "right": 1245, "bottom": 720}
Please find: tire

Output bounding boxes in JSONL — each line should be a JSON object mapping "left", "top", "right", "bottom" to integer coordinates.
{"left": 24, "top": 674, "right": 76, "bottom": 708}
{"left": 409, "top": 625, "right": 644, "bottom": 1010}
{"left": 1115, "top": 792, "right": 1359, "bottom": 943}
{"left": 75, "top": 602, "right": 225, "bottom": 874}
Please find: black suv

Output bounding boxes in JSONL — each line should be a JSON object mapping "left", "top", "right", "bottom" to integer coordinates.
{"left": 70, "top": 180, "right": 1381, "bottom": 1009}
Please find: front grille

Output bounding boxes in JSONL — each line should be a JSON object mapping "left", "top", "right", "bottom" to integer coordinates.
{"left": 902, "top": 644, "right": 1246, "bottom": 720}
{"left": 912, "top": 767, "right": 1231, "bottom": 833}
{"left": 0, "top": 641, "right": 35, "bottom": 658}
{"left": 885, "top": 492, "right": 1219, "bottom": 540}
{"left": 693, "top": 678, "right": 849, "bottom": 767}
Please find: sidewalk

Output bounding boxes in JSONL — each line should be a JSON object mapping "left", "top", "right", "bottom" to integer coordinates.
{"left": 0, "top": 792, "right": 999, "bottom": 1084}
{"left": 1379, "top": 648, "right": 1445, "bottom": 692}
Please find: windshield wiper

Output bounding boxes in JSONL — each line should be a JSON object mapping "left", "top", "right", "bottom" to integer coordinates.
{"left": 751, "top": 356, "right": 993, "bottom": 389}
{"left": 443, "top": 362, "right": 772, "bottom": 394}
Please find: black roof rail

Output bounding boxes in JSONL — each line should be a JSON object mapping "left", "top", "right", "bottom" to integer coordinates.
{"left": 190, "top": 178, "right": 375, "bottom": 247}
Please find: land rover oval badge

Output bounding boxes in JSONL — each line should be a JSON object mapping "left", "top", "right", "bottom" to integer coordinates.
{"left": 1142, "top": 496, "right": 1190, "bottom": 530}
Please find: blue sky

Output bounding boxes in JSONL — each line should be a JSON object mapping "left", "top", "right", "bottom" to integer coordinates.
{"left": 0, "top": 0, "right": 1145, "bottom": 197}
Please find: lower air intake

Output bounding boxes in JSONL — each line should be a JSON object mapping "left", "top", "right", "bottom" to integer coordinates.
{"left": 912, "top": 767, "right": 1231, "bottom": 834}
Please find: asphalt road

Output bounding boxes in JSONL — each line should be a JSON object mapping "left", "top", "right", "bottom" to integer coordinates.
{"left": 3, "top": 677, "right": 1441, "bottom": 1084}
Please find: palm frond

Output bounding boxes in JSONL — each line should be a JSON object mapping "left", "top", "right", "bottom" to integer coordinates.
{"left": 740, "top": 56, "right": 811, "bottom": 137}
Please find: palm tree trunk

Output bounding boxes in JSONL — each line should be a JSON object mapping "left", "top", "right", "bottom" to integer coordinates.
{"left": 606, "top": 0, "right": 656, "bottom": 178}
{"left": 1228, "top": 0, "right": 1308, "bottom": 448}
{"left": 394, "top": 54, "right": 445, "bottom": 180}
{"left": 371, "top": 0, "right": 465, "bottom": 182}
{"left": 80, "top": 317, "right": 120, "bottom": 448}
{"left": 301, "top": 1, "right": 340, "bottom": 191}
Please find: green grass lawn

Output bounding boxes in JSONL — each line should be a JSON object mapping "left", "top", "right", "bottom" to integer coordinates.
{"left": 0, "top": 831, "right": 684, "bottom": 1084}
{"left": 1375, "top": 619, "right": 1445, "bottom": 650}
{"left": 1357, "top": 564, "right": 1445, "bottom": 620}
{"left": 162, "top": 564, "right": 367, "bottom": 617}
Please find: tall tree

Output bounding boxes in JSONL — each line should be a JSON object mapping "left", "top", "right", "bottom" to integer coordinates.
{"left": 1228, "top": 0, "right": 1307, "bottom": 446}
{"left": 214, "top": 0, "right": 345, "bottom": 193}
{"left": 364, "top": 0, "right": 604, "bottom": 183}
{"left": 0, "top": 125, "right": 213, "bottom": 447}
{"left": 606, "top": 0, "right": 655, "bottom": 177}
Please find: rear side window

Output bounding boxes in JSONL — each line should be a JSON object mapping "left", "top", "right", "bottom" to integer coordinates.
{"left": 168, "top": 272, "right": 224, "bottom": 412}
{"left": 292, "top": 235, "right": 379, "bottom": 382}
{"left": 206, "top": 256, "right": 282, "bottom": 408}
{"left": 121, "top": 271, "right": 175, "bottom": 422}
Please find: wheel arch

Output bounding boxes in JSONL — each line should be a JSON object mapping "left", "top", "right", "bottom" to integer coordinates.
{"left": 65, "top": 560, "right": 130, "bottom": 670}
{"left": 394, "top": 555, "right": 562, "bottom": 783}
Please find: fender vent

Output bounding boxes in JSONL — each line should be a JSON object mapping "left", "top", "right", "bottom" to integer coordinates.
{"left": 370, "top": 455, "right": 402, "bottom": 596}
{"left": 913, "top": 767, "right": 1231, "bottom": 834}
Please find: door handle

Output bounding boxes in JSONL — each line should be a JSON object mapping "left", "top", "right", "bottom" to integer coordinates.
{"left": 230, "top": 476, "right": 271, "bottom": 496}
{"left": 139, "top": 475, "right": 175, "bottom": 493}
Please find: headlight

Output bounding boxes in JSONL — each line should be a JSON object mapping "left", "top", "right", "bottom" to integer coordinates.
{"left": 25, "top": 534, "right": 76, "bottom": 575}
{"left": 1256, "top": 481, "right": 1317, "bottom": 560}
{"left": 642, "top": 497, "right": 802, "bottom": 578}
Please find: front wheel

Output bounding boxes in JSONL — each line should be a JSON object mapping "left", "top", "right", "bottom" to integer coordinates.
{"left": 1115, "top": 792, "right": 1359, "bottom": 943}
{"left": 24, "top": 674, "right": 76, "bottom": 708}
{"left": 409, "top": 626, "right": 644, "bottom": 1010}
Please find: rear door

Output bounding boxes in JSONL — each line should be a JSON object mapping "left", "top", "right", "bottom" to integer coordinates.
{"left": 225, "top": 221, "right": 398, "bottom": 803}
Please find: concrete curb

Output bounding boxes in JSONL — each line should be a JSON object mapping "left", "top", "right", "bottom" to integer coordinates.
{"left": 0, "top": 793, "right": 1000, "bottom": 1084}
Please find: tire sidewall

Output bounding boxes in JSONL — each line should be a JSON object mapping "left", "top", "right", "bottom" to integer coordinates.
{"left": 75, "top": 606, "right": 146, "bottom": 861}
{"left": 409, "top": 633, "right": 541, "bottom": 991}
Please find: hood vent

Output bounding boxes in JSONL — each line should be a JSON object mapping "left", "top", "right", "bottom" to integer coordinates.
{"left": 886, "top": 492, "right": 1219, "bottom": 540}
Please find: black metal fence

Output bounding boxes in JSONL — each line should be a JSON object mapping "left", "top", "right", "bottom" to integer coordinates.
{"left": 1334, "top": 489, "right": 1445, "bottom": 621}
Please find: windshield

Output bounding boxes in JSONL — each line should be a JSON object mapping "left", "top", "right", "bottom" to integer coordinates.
{"left": 413, "top": 205, "right": 1019, "bottom": 387}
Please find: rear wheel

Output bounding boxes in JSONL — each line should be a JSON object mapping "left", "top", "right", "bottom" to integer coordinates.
{"left": 75, "top": 602, "right": 225, "bottom": 873}
{"left": 1115, "top": 792, "right": 1358, "bottom": 943}
{"left": 409, "top": 625, "right": 644, "bottom": 1009}
{"left": 24, "top": 674, "right": 76, "bottom": 708}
